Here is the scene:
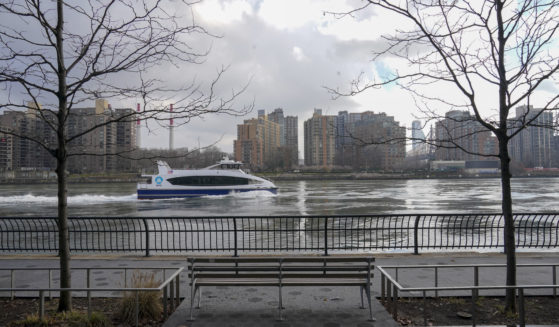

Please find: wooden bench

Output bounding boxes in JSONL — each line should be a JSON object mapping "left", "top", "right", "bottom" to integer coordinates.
{"left": 187, "top": 256, "right": 375, "bottom": 321}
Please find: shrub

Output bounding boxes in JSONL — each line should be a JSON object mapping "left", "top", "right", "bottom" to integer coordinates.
{"left": 117, "top": 271, "right": 162, "bottom": 324}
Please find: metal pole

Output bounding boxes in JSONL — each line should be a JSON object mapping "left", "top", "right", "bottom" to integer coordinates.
{"left": 553, "top": 265, "right": 557, "bottom": 298}
{"left": 233, "top": 218, "right": 238, "bottom": 257}
{"left": 87, "top": 269, "right": 91, "bottom": 318}
{"left": 11, "top": 270, "right": 15, "bottom": 299}
{"left": 414, "top": 215, "right": 421, "bottom": 254}
{"left": 474, "top": 266, "right": 479, "bottom": 301}
{"left": 435, "top": 267, "right": 439, "bottom": 298}
{"left": 143, "top": 218, "right": 150, "bottom": 257}
{"left": 387, "top": 280, "right": 392, "bottom": 312}
{"left": 135, "top": 290, "right": 139, "bottom": 327}
{"left": 39, "top": 290, "right": 45, "bottom": 320}
{"left": 518, "top": 288, "right": 525, "bottom": 327}
{"left": 324, "top": 218, "right": 329, "bottom": 256}
{"left": 392, "top": 284, "right": 398, "bottom": 319}
{"left": 163, "top": 285, "right": 168, "bottom": 319}
{"left": 170, "top": 280, "right": 175, "bottom": 311}
{"left": 471, "top": 289, "right": 476, "bottom": 327}
{"left": 48, "top": 269, "right": 53, "bottom": 300}
{"left": 423, "top": 290, "right": 427, "bottom": 326}
{"left": 176, "top": 275, "right": 180, "bottom": 307}
{"left": 381, "top": 274, "right": 386, "bottom": 302}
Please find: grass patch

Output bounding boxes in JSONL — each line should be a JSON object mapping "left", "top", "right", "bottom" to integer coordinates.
{"left": 8, "top": 311, "right": 110, "bottom": 327}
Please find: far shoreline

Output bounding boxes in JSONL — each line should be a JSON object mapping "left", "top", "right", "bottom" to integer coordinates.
{"left": 1, "top": 171, "right": 558, "bottom": 184}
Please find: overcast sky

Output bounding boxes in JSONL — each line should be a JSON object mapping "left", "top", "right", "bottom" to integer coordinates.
{"left": 137, "top": 0, "right": 424, "bottom": 155}
{"left": 4, "top": 0, "right": 556, "bottom": 157}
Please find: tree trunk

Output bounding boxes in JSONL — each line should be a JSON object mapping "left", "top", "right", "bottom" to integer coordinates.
{"left": 55, "top": 0, "right": 71, "bottom": 311}
{"left": 499, "top": 137, "right": 516, "bottom": 312}
{"left": 56, "top": 152, "right": 72, "bottom": 312}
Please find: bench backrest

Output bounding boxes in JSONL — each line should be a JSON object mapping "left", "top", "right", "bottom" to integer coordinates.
{"left": 187, "top": 256, "right": 374, "bottom": 280}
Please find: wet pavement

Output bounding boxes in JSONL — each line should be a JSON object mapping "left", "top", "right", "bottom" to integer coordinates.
{"left": 1, "top": 252, "right": 558, "bottom": 326}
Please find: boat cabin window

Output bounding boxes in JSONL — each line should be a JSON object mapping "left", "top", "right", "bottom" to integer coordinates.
{"left": 144, "top": 176, "right": 152, "bottom": 184}
{"left": 167, "top": 175, "right": 250, "bottom": 186}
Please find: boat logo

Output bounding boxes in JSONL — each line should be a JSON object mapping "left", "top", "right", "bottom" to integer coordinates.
{"left": 155, "top": 176, "right": 164, "bottom": 185}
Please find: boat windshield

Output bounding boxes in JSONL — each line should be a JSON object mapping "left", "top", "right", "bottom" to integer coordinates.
{"left": 219, "top": 164, "right": 241, "bottom": 170}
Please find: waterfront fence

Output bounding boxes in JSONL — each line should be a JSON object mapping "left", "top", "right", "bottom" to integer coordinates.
{"left": 0, "top": 214, "right": 558, "bottom": 256}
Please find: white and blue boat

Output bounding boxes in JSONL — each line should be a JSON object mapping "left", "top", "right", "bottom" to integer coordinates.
{"left": 137, "top": 158, "right": 277, "bottom": 199}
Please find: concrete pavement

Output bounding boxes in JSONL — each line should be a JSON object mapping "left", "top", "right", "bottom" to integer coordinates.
{"left": 0, "top": 252, "right": 558, "bottom": 326}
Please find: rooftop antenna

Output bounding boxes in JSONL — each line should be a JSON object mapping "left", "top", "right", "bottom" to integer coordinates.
{"left": 169, "top": 103, "right": 174, "bottom": 150}
{"left": 136, "top": 103, "right": 141, "bottom": 148}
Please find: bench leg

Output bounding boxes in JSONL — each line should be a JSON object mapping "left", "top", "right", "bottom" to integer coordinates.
{"left": 188, "top": 284, "right": 199, "bottom": 321}
{"left": 364, "top": 283, "right": 376, "bottom": 322}
{"left": 197, "top": 287, "right": 202, "bottom": 309}
{"left": 360, "top": 286, "right": 365, "bottom": 309}
{"left": 277, "top": 285, "right": 283, "bottom": 321}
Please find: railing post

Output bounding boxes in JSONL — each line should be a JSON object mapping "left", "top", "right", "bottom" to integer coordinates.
{"left": 474, "top": 266, "right": 479, "bottom": 301}
{"left": 553, "top": 265, "right": 557, "bottom": 298}
{"left": 170, "top": 280, "right": 175, "bottom": 312}
{"left": 381, "top": 274, "right": 386, "bottom": 302}
{"left": 175, "top": 275, "right": 180, "bottom": 308}
{"left": 392, "top": 284, "right": 398, "bottom": 319}
{"left": 233, "top": 218, "right": 238, "bottom": 257}
{"left": 135, "top": 290, "right": 139, "bottom": 327}
{"left": 414, "top": 215, "right": 421, "bottom": 255}
{"left": 48, "top": 269, "right": 52, "bottom": 300}
{"left": 471, "top": 289, "right": 476, "bottom": 327}
{"left": 87, "top": 268, "right": 91, "bottom": 318}
{"left": 324, "top": 218, "right": 329, "bottom": 256}
{"left": 422, "top": 290, "right": 427, "bottom": 326}
{"left": 142, "top": 218, "right": 150, "bottom": 257}
{"left": 163, "top": 284, "right": 168, "bottom": 319}
{"left": 434, "top": 267, "right": 439, "bottom": 298}
{"left": 518, "top": 288, "right": 525, "bottom": 327}
{"left": 11, "top": 270, "right": 15, "bottom": 299}
{"left": 39, "top": 290, "right": 45, "bottom": 320}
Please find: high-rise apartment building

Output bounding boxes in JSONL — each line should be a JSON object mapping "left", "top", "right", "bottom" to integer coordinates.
{"left": 434, "top": 110, "right": 497, "bottom": 161}
{"left": 0, "top": 99, "right": 138, "bottom": 173}
{"left": 304, "top": 109, "right": 337, "bottom": 167}
{"left": 509, "top": 105, "right": 553, "bottom": 168}
{"left": 333, "top": 111, "right": 406, "bottom": 170}
{"left": 411, "top": 120, "right": 426, "bottom": 150}
{"left": 0, "top": 105, "right": 55, "bottom": 170}
{"left": 0, "top": 128, "right": 13, "bottom": 170}
{"left": 285, "top": 115, "right": 299, "bottom": 166}
{"left": 268, "top": 108, "right": 299, "bottom": 167}
{"left": 233, "top": 113, "right": 281, "bottom": 170}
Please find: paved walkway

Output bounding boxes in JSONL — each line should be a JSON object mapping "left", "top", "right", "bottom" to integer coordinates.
{"left": 1, "top": 252, "right": 558, "bottom": 326}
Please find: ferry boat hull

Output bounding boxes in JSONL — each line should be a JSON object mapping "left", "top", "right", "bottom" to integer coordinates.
{"left": 137, "top": 159, "right": 277, "bottom": 199}
{"left": 137, "top": 187, "right": 277, "bottom": 199}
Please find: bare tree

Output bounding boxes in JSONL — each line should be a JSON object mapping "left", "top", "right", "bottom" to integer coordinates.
{"left": 329, "top": 0, "right": 559, "bottom": 312}
{"left": 0, "top": 0, "right": 250, "bottom": 311}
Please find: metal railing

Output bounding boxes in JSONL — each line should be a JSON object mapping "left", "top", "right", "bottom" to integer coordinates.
{"left": 1, "top": 213, "right": 558, "bottom": 256}
{"left": 0, "top": 266, "right": 183, "bottom": 327}
{"left": 378, "top": 264, "right": 559, "bottom": 327}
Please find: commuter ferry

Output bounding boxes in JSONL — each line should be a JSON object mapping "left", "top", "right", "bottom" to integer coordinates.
{"left": 137, "top": 158, "right": 277, "bottom": 199}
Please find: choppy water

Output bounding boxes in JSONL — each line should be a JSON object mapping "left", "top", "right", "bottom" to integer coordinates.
{"left": 0, "top": 177, "right": 558, "bottom": 217}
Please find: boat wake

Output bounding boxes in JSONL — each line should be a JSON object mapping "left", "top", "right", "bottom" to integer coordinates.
{"left": 0, "top": 194, "right": 137, "bottom": 205}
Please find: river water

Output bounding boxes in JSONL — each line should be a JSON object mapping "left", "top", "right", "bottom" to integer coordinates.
{"left": 0, "top": 177, "right": 558, "bottom": 217}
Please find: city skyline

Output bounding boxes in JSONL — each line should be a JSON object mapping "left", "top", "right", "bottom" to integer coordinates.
{"left": 1, "top": 1, "right": 556, "bottom": 155}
